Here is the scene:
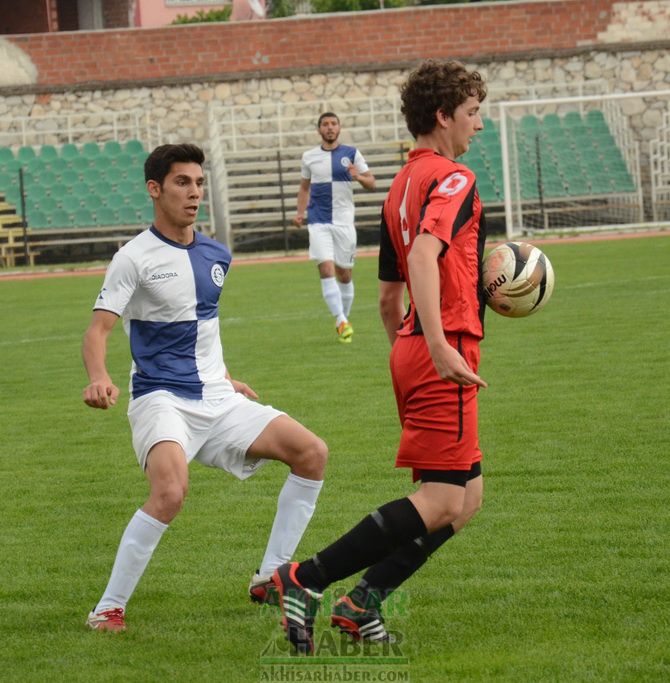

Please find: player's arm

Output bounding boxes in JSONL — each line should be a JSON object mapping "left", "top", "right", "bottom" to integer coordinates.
{"left": 379, "top": 281, "right": 405, "bottom": 346}
{"left": 293, "top": 178, "right": 311, "bottom": 227}
{"left": 225, "top": 371, "right": 259, "bottom": 399}
{"left": 350, "top": 167, "right": 376, "bottom": 191}
{"left": 82, "top": 309, "right": 121, "bottom": 409}
{"left": 407, "top": 233, "right": 487, "bottom": 388}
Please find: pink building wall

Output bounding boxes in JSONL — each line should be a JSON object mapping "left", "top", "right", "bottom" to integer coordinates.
{"left": 135, "top": 0, "right": 229, "bottom": 28}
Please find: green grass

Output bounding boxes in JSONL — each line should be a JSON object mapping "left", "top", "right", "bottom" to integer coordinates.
{"left": 1, "top": 235, "right": 669, "bottom": 682}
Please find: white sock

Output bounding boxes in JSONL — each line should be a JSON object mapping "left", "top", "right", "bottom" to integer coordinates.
{"left": 258, "top": 473, "right": 324, "bottom": 578}
{"left": 338, "top": 280, "right": 354, "bottom": 317}
{"left": 320, "top": 276, "right": 346, "bottom": 324}
{"left": 95, "top": 509, "right": 168, "bottom": 612}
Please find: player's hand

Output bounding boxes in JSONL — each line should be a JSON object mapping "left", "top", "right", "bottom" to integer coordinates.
{"left": 293, "top": 214, "right": 304, "bottom": 228}
{"left": 430, "top": 342, "right": 487, "bottom": 388}
{"left": 230, "top": 379, "right": 259, "bottom": 399}
{"left": 348, "top": 163, "right": 360, "bottom": 181}
{"left": 83, "top": 379, "right": 120, "bottom": 409}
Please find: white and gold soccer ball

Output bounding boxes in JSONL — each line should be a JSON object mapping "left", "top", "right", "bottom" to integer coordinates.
{"left": 482, "top": 241, "right": 555, "bottom": 318}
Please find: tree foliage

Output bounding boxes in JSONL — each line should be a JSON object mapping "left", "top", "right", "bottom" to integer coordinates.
{"left": 171, "top": 8, "right": 232, "bottom": 24}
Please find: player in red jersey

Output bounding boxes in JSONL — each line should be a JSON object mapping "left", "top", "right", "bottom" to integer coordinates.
{"left": 271, "top": 60, "right": 489, "bottom": 654}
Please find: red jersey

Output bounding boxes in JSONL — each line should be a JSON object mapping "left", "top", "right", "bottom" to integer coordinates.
{"left": 379, "top": 148, "right": 487, "bottom": 339}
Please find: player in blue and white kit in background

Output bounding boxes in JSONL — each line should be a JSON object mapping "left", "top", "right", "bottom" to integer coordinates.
{"left": 82, "top": 144, "right": 327, "bottom": 632}
{"left": 293, "top": 113, "right": 376, "bottom": 343}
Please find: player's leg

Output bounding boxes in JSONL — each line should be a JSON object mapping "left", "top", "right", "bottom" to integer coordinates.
{"left": 333, "top": 224, "right": 357, "bottom": 320}
{"left": 335, "top": 466, "right": 482, "bottom": 639}
{"left": 308, "top": 223, "right": 349, "bottom": 336}
{"left": 273, "top": 480, "right": 466, "bottom": 652}
{"left": 246, "top": 415, "right": 327, "bottom": 600}
{"left": 87, "top": 441, "right": 188, "bottom": 631}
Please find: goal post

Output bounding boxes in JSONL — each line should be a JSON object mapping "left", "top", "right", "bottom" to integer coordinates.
{"left": 498, "top": 89, "right": 670, "bottom": 238}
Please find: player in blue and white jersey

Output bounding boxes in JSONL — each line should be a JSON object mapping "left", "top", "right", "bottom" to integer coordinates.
{"left": 293, "top": 113, "right": 376, "bottom": 343}
{"left": 82, "top": 144, "right": 327, "bottom": 632}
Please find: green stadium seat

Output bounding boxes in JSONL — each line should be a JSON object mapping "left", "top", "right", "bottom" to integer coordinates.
{"left": 83, "top": 195, "right": 103, "bottom": 212}
{"left": 103, "top": 140, "right": 123, "bottom": 157}
{"left": 92, "top": 156, "right": 113, "bottom": 173}
{"left": 82, "top": 142, "right": 101, "bottom": 159}
{"left": 95, "top": 206, "right": 117, "bottom": 226}
{"left": 0, "top": 147, "right": 14, "bottom": 163}
{"left": 48, "top": 157, "right": 68, "bottom": 174}
{"left": 95, "top": 180, "right": 114, "bottom": 198}
{"left": 542, "top": 113, "right": 561, "bottom": 129}
{"left": 17, "top": 146, "right": 36, "bottom": 162}
{"left": 72, "top": 156, "right": 90, "bottom": 173}
{"left": 520, "top": 115, "right": 540, "bottom": 133}
{"left": 118, "top": 205, "right": 140, "bottom": 224}
{"left": 51, "top": 208, "right": 71, "bottom": 227}
{"left": 104, "top": 167, "right": 124, "bottom": 185}
{"left": 39, "top": 144, "right": 58, "bottom": 161}
{"left": 104, "top": 194, "right": 126, "bottom": 210}
{"left": 585, "top": 109, "right": 606, "bottom": 128}
{"left": 36, "top": 196, "right": 58, "bottom": 213}
{"left": 61, "top": 168, "right": 79, "bottom": 186}
{"left": 48, "top": 182, "right": 68, "bottom": 199}
{"left": 562, "top": 111, "right": 583, "bottom": 128}
{"left": 28, "top": 209, "right": 49, "bottom": 228}
{"left": 26, "top": 157, "right": 47, "bottom": 174}
{"left": 61, "top": 195, "right": 81, "bottom": 213}
{"left": 123, "top": 139, "right": 144, "bottom": 155}
{"left": 0, "top": 171, "right": 13, "bottom": 188}
{"left": 4, "top": 186, "right": 21, "bottom": 205}
{"left": 116, "top": 179, "right": 135, "bottom": 196}
{"left": 73, "top": 208, "right": 94, "bottom": 227}
{"left": 129, "top": 190, "right": 149, "bottom": 208}
{"left": 1, "top": 159, "right": 21, "bottom": 174}
{"left": 40, "top": 170, "right": 58, "bottom": 187}
{"left": 60, "top": 143, "right": 79, "bottom": 159}
{"left": 72, "top": 183, "right": 90, "bottom": 198}
{"left": 589, "top": 174, "right": 613, "bottom": 194}
{"left": 140, "top": 204, "right": 154, "bottom": 223}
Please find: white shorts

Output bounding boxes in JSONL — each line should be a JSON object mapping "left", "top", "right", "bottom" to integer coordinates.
{"left": 127, "top": 390, "right": 284, "bottom": 479}
{"left": 308, "top": 223, "right": 356, "bottom": 269}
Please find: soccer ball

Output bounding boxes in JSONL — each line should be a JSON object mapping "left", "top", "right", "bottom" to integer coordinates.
{"left": 482, "top": 242, "right": 555, "bottom": 318}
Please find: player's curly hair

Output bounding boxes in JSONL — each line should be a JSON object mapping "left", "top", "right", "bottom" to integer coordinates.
{"left": 144, "top": 143, "right": 205, "bottom": 185}
{"left": 401, "top": 59, "right": 487, "bottom": 138}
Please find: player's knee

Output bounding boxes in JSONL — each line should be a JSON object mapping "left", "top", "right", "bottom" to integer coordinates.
{"left": 294, "top": 436, "right": 328, "bottom": 479}
{"left": 154, "top": 483, "right": 187, "bottom": 521}
{"left": 434, "top": 500, "right": 464, "bottom": 529}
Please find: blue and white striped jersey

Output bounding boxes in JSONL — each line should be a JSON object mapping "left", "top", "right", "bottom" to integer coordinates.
{"left": 94, "top": 226, "right": 233, "bottom": 401}
{"left": 301, "top": 144, "right": 369, "bottom": 226}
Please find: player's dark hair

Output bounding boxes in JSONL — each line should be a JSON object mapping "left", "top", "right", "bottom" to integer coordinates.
{"left": 317, "top": 112, "right": 339, "bottom": 127}
{"left": 144, "top": 143, "right": 205, "bottom": 185}
{"left": 401, "top": 59, "right": 487, "bottom": 138}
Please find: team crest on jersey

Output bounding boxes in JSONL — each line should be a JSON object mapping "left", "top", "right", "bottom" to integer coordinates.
{"left": 341, "top": 157, "right": 351, "bottom": 168}
{"left": 211, "top": 263, "right": 224, "bottom": 287}
{"left": 438, "top": 172, "right": 468, "bottom": 196}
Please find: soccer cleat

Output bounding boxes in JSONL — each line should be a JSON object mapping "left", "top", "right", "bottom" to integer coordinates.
{"left": 331, "top": 595, "right": 395, "bottom": 642}
{"left": 273, "top": 562, "right": 322, "bottom": 655}
{"left": 336, "top": 321, "right": 353, "bottom": 343}
{"left": 86, "top": 607, "right": 126, "bottom": 632}
{"left": 249, "top": 570, "right": 279, "bottom": 606}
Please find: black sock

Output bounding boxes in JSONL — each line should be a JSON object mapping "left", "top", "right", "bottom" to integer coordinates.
{"left": 350, "top": 523, "right": 456, "bottom": 609}
{"left": 296, "top": 498, "right": 427, "bottom": 592}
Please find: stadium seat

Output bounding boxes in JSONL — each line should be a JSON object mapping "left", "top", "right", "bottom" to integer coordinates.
{"left": 49, "top": 157, "right": 68, "bottom": 174}
{"left": 61, "top": 168, "right": 79, "bottom": 186}
{"left": 72, "top": 156, "right": 90, "bottom": 173}
{"left": 39, "top": 170, "right": 58, "bottom": 187}
{"left": 36, "top": 196, "right": 58, "bottom": 213}
{"left": 73, "top": 208, "right": 94, "bottom": 227}
{"left": 128, "top": 190, "right": 148, "bottom": 208}
{"left": 116, "top": 179, "right": 135, "bottom": 196}
{"left": 28, "top": 209, "right": 49, "bottom": 229}
{"left": 104, "top": 167, "right": 124, "bottom": 185}
{"left": 51, "top": 208, "right": 71, "bottom": 227}
{"left": 562, "top": 111, "right": 583, "bottom": 128}
{"left": 123, "top": 139, "right": 145, "bottom": 155}
{"left": 61, "top": 195, "right": 81, "bottom": 213}
{"left": 103, "top": 140, "right": 123, "bottom": 157}
{"left": 60, "top": 143, "right": 79, "bottom": 159}
{"left": 0, "top": 146, "right": 14, "bottom": 163}
{"left": 17, "top": 146, "right": 36, "bottom": 162}
{"left": 0, "top": 171, "right": 14, "bottom": 188}
{"left": 104, "top": 194, "right": 126, "bottom": 210}
{"left": 542, "top": 113, "right": 561, "bottom": 129}
{"left": 141, "top": 204, "right": 154, "bottom": 223}
{"left": 82, "top": 142, "right": 101, "bottom": 159}
{"left": 48, "top": 182, "right": 68, "bottom": 199}
{"left": 83, "top": 194, "right": 103, "bottom": 212}
{"left": 26, "top": 157, "right": 47, "bottom": 174}
{"left": 586, "top": 109, "right": 607, "bottom": 128}
{"left": 95, "top": 206, "right": 117, "bottom": 226}
{"left": 118, "top": 205, "right": 140, "bottom": 224}
{"left": 1, "top": 159, "right": 21, "bottom": 174}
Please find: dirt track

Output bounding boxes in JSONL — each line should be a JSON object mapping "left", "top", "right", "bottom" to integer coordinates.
{"left": 0, "top": 230, "right": 667, "bottom": 283}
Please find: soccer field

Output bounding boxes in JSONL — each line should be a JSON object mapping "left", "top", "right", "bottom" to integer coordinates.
{"left": 1, "top": 235, "right": 668, "bottom": 682}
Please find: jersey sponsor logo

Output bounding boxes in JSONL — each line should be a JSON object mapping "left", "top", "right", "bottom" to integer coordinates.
{"left": 149, "top": 271, "right": 179, "bottom": 281}
{"left": 211, "top": 263, "right": 224, "bottom": 287}
{"left": 399, "top": 176, "right": 412, "bottom": 246}
{"left": 438, "top": 172, "right": 468, "bottom": 196}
